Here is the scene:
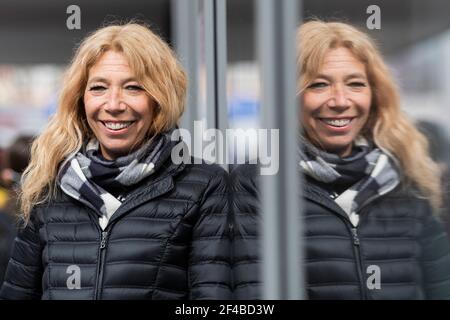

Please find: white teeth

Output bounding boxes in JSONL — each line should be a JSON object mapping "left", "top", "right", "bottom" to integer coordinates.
{"left": 104, "top": 122, "right": 133, "bottom": 130}
{"left": 323, "top": 119, "right": 351, "bottom": 127}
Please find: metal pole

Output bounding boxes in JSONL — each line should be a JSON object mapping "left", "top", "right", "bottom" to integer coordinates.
{"left": 172, "top": 0, "right": 227, "bottom": 167}
{"left": 203, "top": 0, "right": 217, "bottom": 131}
{"left": 214, "top": 0, "right": 229, "bottom": 166}
{"left": 171, "top": 0, "right": 201, "bottom": 134}
{"left": 257, "top": 0, "right": 304, "bottom": 299}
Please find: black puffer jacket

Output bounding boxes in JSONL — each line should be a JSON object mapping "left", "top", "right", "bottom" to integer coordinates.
{"left": 0, "top": 155, "right": 231, "bottom": 299}
{"left": 232, "top": 164, "right": 450, "bottom": 299}
{"left": 0, "top": 211, "right": 16, "bottom": 285}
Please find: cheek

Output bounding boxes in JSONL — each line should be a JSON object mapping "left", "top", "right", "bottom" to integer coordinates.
{"left": 84, "top": 110, "right": 96, "bottom": 130}
{"left": 83, "top": 94, "right": 94, "bottom": 117}
{"left": 359, "top": 96, "right": 372, "bottom": 120}
{"left": 140, "top": 99, "right": 156, "bottom": 121}
{"left": 132, "top": 102, "right": 154, "bottom": 134}
{"left": 363, "top": 105, "right": 371, "bottom": 120}
{"left": 83, "top": 96, "right": 99, "bottom": 131}
{"left": 300, "top": 94, "right": 318, "bottom": 124}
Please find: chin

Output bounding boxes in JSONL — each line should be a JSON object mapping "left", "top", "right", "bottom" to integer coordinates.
{"left": 322, "top": 141, "right": 353, "bottom": 155}
{"left": 101, "top": 143, "right": 131, "bottom": 156}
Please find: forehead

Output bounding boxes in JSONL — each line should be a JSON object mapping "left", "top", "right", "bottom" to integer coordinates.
{"left": 319, "top": 47, "right": 366, "bottom": 74}
{"left": 88, "top": 51, "right": 133, "bottom": 76}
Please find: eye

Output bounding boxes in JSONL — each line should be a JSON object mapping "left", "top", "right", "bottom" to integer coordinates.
{"left": 125, "top": 85, "right": 144, "bottom": 91}
{"left": 308, "top": 82, "right": 328, "bottom": 89}
{"left": 89, "top": 85, "right": 106, "bottom": 92}
{"left": 348, "top": 81, "right": 367, "bottom": 88}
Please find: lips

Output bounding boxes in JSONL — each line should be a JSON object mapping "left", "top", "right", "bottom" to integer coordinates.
{"left": 320, "top": 118, "right": 352, "bottom": 127}
{"left": 100, "top": 120, "right": 136, "bottom": 132}
{"left": 318, "top": 117, "right": 355, "bottom": 130}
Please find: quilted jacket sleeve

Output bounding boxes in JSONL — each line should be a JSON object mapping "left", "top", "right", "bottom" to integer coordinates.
{"left": 0, "top": 213, "right": 16, "bottom": 286}
{"left": 420, "top": 206, "right": 450, "bottom": 299}
{"left": 0, "top": 209, "right": 43, "bottom": 300}
{"left": 230, "top": 164, "right": 262, "bottom": 299}
{"left": 188, "top": 165, "right": 232, "bottom": 299}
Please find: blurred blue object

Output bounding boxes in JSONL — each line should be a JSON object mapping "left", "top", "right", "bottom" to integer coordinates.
{"left": 228, "top": 96, "right": 260, "bottom": 121}
{"left": 43, "top": 94, "right": 58, "bottom": 119}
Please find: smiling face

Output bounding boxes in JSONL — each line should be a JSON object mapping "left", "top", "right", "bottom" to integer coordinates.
{"left": 83, "top": 51, "right": 156, "bottom": 160}
{"left": 301, "top": 47, "right": 372, "bottom": 157}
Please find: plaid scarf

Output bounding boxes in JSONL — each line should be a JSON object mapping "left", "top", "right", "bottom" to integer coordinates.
{"left": 57, "top": 128, "right": 178, "bottom": 230}
{"left": 299, "top": 136, "right": 400, "bottom": 227}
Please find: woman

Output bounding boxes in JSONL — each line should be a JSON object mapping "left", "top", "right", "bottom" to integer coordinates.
{"left": 232, "top": 20, "right": 450, "bottom": 299}
{"left": 0, "top": 23, "right": 231, "bottom": 300}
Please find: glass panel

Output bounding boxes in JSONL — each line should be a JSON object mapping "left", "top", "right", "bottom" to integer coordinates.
{"left": 298, "top": 0, "right": 450, "bottom": 299}
{"left": 227, "top": 0, "right": 264, "bottom": 299}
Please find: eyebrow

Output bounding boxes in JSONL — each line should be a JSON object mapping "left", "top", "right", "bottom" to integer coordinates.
{"left": 87, "top": 77, "right": 139, "bottom": 85}
{"left": 314, "top": 73, "right": 367, "bottom": 81}
{"left": 344, "top": 73, "right": 367, "bottom": 81}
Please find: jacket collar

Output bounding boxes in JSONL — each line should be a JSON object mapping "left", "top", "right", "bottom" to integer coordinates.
{"left": 303, "top": 177, "right": 401, "bottom": 225}
{"left": 104, "top": 158, "right": 186, "bottom": 226}
{"left": 57, "top": 134, "right": 187, "bottom": 228}
{"left": 302, "top": 182, "right": 351, "bottom": 222}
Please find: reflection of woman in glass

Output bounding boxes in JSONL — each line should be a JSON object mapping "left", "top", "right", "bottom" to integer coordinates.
{"left": 232, "top": 20, "right": 450, "bottom": 299}
{"left": 0, "top": 23, "right": 231, "bottom": 300}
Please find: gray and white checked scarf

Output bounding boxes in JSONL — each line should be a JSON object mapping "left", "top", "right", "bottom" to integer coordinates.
{"left": 57, "top": 128, "right": 178, "bottom": 230}
{"left": 299, "top": 136, "right": 400, "bottom": 227}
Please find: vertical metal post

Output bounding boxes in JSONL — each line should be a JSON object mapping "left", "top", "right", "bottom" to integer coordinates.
{"left": 257, "top": 0, "right": 304, "bottom": 299}
{"left": 171, "top": 0, "right": 227, "bottom": 167}
{"left": 203, "top": 0, "right": 216, "bottom": 130}
{"left": 214, "top": 0, "right": 229, "bottom": 145}
{"left": 171, "top": 0, "right": 201, "bottom": 134}
{"left": 203, "top": 0, "right": 228, "bottom": 166}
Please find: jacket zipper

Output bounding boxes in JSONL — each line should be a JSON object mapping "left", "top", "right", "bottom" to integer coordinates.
{"left": 306, "top": 190, "right": 370, "bottom": 299}
{"left": 58, "top": 167, "right": 180, "bottom": 300}
{"left": 348, "top": 182, "right": 400, "bottom": 300}
{"left": 350, "top": 227, "right": 368, "bottom": 299}
{"left": 94, "top": 230, "right": 109, "bottom": 300}
{"left": 305, "top": 181, "right": 401, "bottom": 300}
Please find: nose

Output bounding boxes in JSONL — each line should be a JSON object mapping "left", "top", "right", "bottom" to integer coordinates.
{"left": 327, "top": 84, "right": 350, "bottom": 109}
{"left": 104, "top": 87, "right": 126, "bottom": 113}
